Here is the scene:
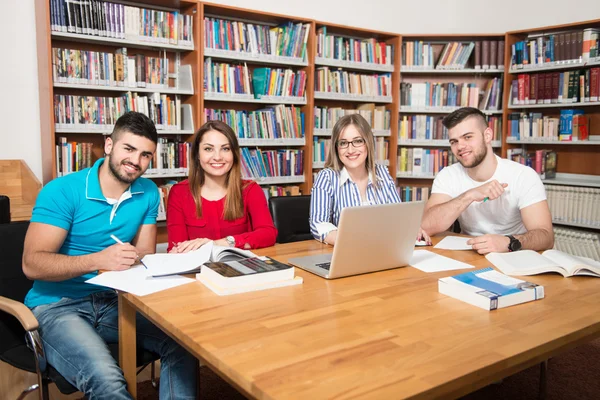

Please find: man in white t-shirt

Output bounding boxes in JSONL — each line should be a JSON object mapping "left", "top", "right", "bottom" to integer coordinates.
{"left": 421, "top": 107, "right": 554, "bottom": 254}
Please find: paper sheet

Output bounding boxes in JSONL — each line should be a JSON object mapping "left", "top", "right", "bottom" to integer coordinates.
{"left": 142, "top": 241, "right": 214, "bottom": 277}
{"left": 434, "top": 236, "right": 473, "bottom": 251}
{"left": 410, "top": 250, "right": 475, "bottom": 273}
{"left": 85, "top": 265, "right": 195, "bottom": 296}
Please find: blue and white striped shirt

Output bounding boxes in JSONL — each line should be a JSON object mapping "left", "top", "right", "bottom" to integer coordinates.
{"left": 309, "top": 164, "right": 402, "bottom": 242}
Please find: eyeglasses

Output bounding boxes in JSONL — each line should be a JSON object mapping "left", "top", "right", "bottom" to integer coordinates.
{"left": 337, "top": 138, "right": 366, "bottom": 149}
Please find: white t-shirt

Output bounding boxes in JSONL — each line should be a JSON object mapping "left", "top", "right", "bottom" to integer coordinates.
{"left": 431, "top": 155, "right": 547, "bottom": 236}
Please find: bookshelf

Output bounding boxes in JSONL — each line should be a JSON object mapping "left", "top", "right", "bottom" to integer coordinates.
{"left": 40, "top": 0, "right": 200, "bottom": 182}
{"left": 200, "top": 2, "right": 313, "bottom": 196}
{"left": 503, "top": 19, "right": 600, "bottom": 232}
{"left": 312, "top": 22, "right": 399, "bottom": 180}
{"left": 397, "top": 34, "right": 506, "bottom": 201}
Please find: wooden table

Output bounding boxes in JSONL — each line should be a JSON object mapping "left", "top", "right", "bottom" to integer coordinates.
{"left": 118, "top": 236, "right": 600, "bottom": 399}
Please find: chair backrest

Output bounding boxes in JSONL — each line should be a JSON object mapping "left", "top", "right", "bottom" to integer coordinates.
{"left": 0, "top": 195, "right": 10, "bottom": 224}
{"left": 268, "top": 195, "right": 312, "bottom": 244}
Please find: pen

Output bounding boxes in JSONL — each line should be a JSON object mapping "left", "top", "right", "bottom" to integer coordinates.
{"left": 483, "top": 197, "right": 489, "bottom": 202}
{"left": 110, "top": 234, "right": 124, "bottom": 244}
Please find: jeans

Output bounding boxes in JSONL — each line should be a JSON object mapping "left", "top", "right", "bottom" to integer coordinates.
{"left": 32, "top": 290, "right": 197, "bottom": 400}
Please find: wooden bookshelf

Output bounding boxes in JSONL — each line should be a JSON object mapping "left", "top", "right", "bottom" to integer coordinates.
{"left": 312, "top": 21, "right": 399, "bottom": 178}
{"left": 201, "top": 2, "right": 313, "bottom": 195}
{"left": 38, "top": 0, "right": 200, "bottom": 183}
{"left": 397, "top": 34, "right": 506, "bottom": 199}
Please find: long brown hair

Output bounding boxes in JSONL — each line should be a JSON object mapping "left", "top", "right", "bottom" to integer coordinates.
{"left": 188, "top": 120, "right": 244, "bottom": 220}
{"left": 324, "top": 113, "right": 378, "bottom": 189}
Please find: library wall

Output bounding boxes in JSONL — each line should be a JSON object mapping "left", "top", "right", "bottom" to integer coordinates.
{"left": 3, "top": 0, "right": 600, "bottom": 182}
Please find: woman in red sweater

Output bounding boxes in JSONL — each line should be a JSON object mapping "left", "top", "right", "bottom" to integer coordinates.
{"left": 167, "top": 120, "right": 277, "bottom": 252}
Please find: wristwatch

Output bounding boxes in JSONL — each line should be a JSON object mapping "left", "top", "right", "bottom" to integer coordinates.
{"left": 506, "top": 235, "right": 522, "bottom": 252}
{"left": 226, "top": 235, "right": 236, "bottom": 247}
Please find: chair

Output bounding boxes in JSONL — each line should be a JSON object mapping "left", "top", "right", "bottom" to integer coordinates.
{"left": 0, "top": 221, "right": 158, "bottom": 400}
{"left": 269, "top": 195, "right": 313, "bottom": 244}
{"left": 0, "top": 195, "right": 10, "bottom": 224}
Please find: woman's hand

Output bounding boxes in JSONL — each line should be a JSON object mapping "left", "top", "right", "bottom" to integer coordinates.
{"left": 417, "top": 228, "right": 432, "bottom": 246}
{"left": 169, "top": 238, "right": 211, "bottom": 253}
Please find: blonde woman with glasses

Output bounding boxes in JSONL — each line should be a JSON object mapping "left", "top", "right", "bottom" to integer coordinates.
{"left": 309, "top": 114, "right": 431, "bottom": 246}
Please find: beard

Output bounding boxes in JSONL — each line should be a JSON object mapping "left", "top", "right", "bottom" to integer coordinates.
{"left": 457, "top": 143, "right": 487, "bottom": 169}
{"left": 108, "top": 157, "right": 142, "bottom": 184}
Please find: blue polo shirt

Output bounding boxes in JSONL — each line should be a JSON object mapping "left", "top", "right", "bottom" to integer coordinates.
{"left": 25, "top": 158, "right": 160, "bottom": 308}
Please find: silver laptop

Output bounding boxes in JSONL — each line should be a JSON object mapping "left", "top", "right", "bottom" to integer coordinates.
{"left": 288, "top": 201, "right": 425, "bottom": 279}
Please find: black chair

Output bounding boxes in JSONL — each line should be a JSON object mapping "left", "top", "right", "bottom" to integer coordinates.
{"left": 0, "top": 195, "right": 10, "bottom": 224}
{"left": 269, "top": 195, "right": 313, "bottom": 244}
{"left": 0, "top": 221, "right": 158, "bottom": 400}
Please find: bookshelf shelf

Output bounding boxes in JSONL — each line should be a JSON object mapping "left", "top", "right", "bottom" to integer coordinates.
{"left": 55, "top": 126, "right": 194, "bottom": 135}
{"left": 508, "top": 58, "right": 600, "bottom": 74}
{"left": 508, "top": 101, "right": 600, "bottom": 110}
{"left": 238, "top": 138, "right": 306, "bottom": 146}
{"left": 249, "top": 176, "right": 306, "bottom": 185}
{"left": 507, "top": 138, "right": 600, "bottom": 145}
{"left": 312, "top": 161, "right": 325, "bottom": 169}
{"left": 396, "top": 172, "right": 435, "bottom": 180}
{"left": 398, "top": 139, "right": 502, "bottom": 148}
{"left": 204, "top": 48, "right": 308, "bottom": 66}
{"left": 313, "top": 128, "right": 391, "bottom": 137}
{"left": 143, "top": 170, "right": 188, "bottom": 179}
{"left": 204, "top": 92, "right": 307, "bottom": 105}
{"left": 314, "top": 92, "right": 393, "bottom": 103}
{"left": 399, "top": 106, "right": 503, "bottom": 115}
{"left": 401, "top": 68, "right": 503, "bottom": 74}
{"left": 552, "top": 220, "right": 600, "bottom": 230}
{"left": 542, "top": 173, "right": 600, "bottom": 188}
{"left": 51, "top": 32, "right": 194, "bottom": 51}
{"left": 53, "top": 82, "right": 193, "bottom": 95}
{"left": 314, "top": 57, "right": 394, "bottom": 73}
{"left": 377, "top": 160, "right": 390, "bottom": 166}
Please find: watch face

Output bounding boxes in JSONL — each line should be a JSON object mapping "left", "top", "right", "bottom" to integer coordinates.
{"left": 510, "top": 239, "right": 522, "bottom": 252}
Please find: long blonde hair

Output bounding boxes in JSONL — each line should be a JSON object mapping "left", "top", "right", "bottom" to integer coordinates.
{"left": 188, "top": 120, "right": 244, "bottom": 220}
{"left": 324, "top": 114, "right": 378, "bottom": 188}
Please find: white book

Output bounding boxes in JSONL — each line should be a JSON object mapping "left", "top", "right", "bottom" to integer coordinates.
{"left": 486, "top": 249, "right": 600, "bottom": 278}
{"left": 438, "top": 267, "right": 544, "bottom": 310}
{"left": 197, "top": 274, "right": 303, "bottom": 296}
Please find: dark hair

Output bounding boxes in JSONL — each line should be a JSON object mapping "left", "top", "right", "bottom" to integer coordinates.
{"left": 442, "top": 107, "right": 488, "bottom": 130}
{"left": 111, "top": 111, "right": 158, "bottom": 144}
{"left": 189, "top": 120, "right": 244, "bottom": 220}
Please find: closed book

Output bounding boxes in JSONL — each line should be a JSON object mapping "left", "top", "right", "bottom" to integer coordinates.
{"left": 200, "top": 256, "right": 296, "bottom": 288}
{"left": 197, "top": 273, "right": 303, "bottom": 296}
{"left": 438, "top": 267, "right": 544, "bottom": 310}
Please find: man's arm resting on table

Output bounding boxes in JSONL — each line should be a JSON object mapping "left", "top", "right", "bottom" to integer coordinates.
{"left": 514, "top": 200, "right": 555, "bottom": 251}
{"left": 23, "top": 222, "right": 139, "bottom": 281}
{"left": 421, "top": 193, "right": 472, "bottom": 236}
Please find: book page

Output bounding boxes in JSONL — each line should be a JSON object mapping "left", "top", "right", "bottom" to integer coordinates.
{"left": 143, "top": 241, "right": 214, "bottom": 277}
{"left": 542, "top": 250, "right": 600, "bottom": 276}
{"left": 211, "top": 245, "right": 258, "bottom": 262}
{"left": 485, "top": 250, "right": 564, "bottom": 276}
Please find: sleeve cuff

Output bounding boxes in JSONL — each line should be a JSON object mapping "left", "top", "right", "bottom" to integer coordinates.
{"left": 315, "top": 222, "right": 338, "bottom": 241}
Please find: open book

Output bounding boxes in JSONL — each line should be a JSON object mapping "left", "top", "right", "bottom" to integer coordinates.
{"left": 141, "top": 241, "right": 258, "bottom": 277}
{"left": 486, "top": 249, "right": 600, "bottom": 278}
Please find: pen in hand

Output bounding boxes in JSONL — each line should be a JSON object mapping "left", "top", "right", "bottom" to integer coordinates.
{"left": 110, "top": 235, "right": 144, "bottom": 268}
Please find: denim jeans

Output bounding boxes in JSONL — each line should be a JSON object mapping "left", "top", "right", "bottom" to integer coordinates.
{"left": 32, "top": 290, "right": 197, "bottom": 400}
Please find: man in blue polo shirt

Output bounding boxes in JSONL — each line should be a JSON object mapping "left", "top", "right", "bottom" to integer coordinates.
{"left": 22, "top": 112, "right": 197, "bottom": 400}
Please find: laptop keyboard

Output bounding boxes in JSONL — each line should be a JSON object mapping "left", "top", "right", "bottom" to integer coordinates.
{"left": 316, "top": 262, "right": 331, "bottom": 270}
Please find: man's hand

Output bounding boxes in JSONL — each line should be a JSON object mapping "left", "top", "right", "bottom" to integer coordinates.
{"left": 171, "top": 238, "right": 211, "bottom": 253}
{"left": 467, "top": 234, "right": 511, "bottom": 255}
{"left": 467, "top": 180, "right": 508, "bottom": 203}
{"left": 417, "top": 228, "right": 432, "bottom": 245}
{"left": 93, "top": 243, "right": 139, "bottom": 271}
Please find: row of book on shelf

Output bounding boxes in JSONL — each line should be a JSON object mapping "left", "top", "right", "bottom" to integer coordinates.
{"left": 203, "top": 59, "right": 307, "bottom": 99}
{"left": 313, "top": 138, "right": 389, "bottom": 163}
{"left": 397, "top": 185, "right": 430, "bottom": 203}
{"left": 316, "top": 27, "right": 393, "bottom": 66}
{"left": 52, "top": 47, "right": 174, "bottom": 89}
{"left": 54, "top": 93, "right": 183, "bottom": 130}
{"left": 402, "top": 40, "right": 505, "bottom": 70}
{"left": 314, "top": 105, "right": 391, "bottom": 131}
{"left": 506, "top": 148, "right": 556, "bottom": 180}
{"left": 510, "top": 69, "right": 600, "bottom": 105}
{"left": 315, "top": 67, "right": 391, "bottom": 97}
{"left": 399, "top": 115, "right": 502, "bottom": 142}
{"left": 507, "top": 110, "right": 595, "bottom": 142}
{"left": 49, "top": 0, "right": 193, "bottom": 46}
{"left": 511, "top": 28, "right": 599, "bottom": 69}
{"left": 240, "top": 148, "right": 303, "bottom": 180}
{"left": 397, "top": 147, "right": 457, "bottom": 177}
{"left": 400, "top": 78, "right": 503, "bottom": 110}
{"left": 205, "top": 105, "right": 305, "bottom": 140}
{"left": 554, "top": 227, "right": 600, "bottom": 262}
{"left": 204, "top": 17, "right": 310, "bottom": 60}
{"left": 546, "top": 184, "right": 600, "bottom": 228}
